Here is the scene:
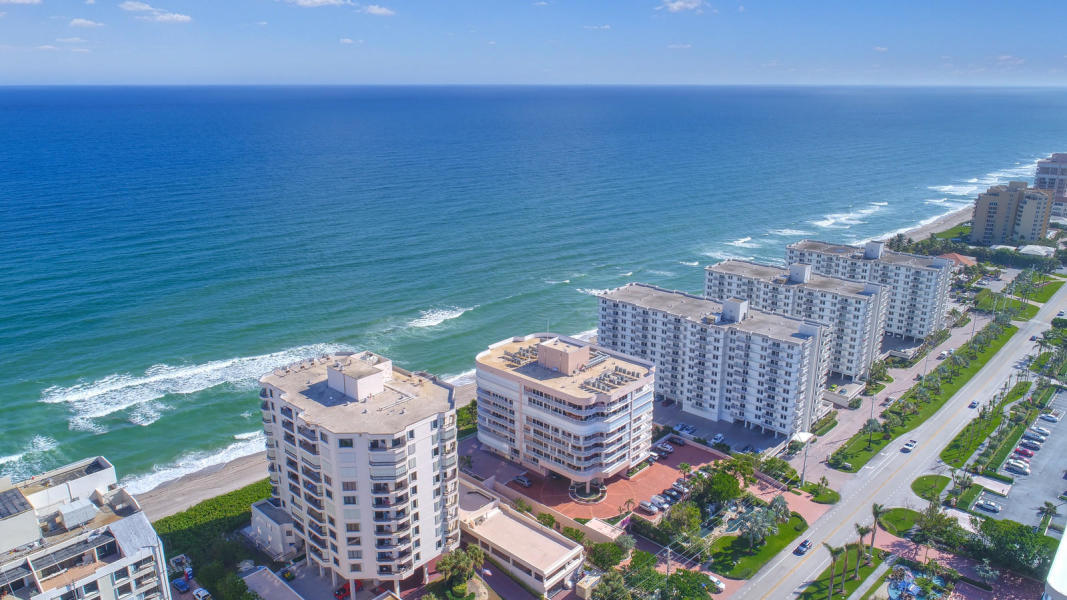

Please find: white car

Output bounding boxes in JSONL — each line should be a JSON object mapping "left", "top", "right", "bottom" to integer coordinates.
{"left": 902, "top": 439, "right": 918, "bottom": 452}
{"left": 706, "top": 574, "right": 725, "bottom": 592}
{"left": 657, "top": 443, "right": 674, "bottom": 453}
{"left": 1005, "top": 463, "right": 1031, "bottom": 476}
{"left": 192, "top": 590, "right": 212, "bottom": 600}
{"left": 975, "top": 500, "right": 1002, "bottom": 513}
{"left": 1040, "top": 414, "right": 1061, "bottom": 423}
{"left": 712, "top": 433, "right": 725, "bottom": 444}
{"left": 1031, "top": 425, "right": 1052, "bottom": 436}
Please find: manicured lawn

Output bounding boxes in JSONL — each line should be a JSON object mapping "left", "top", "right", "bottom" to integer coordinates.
{"left": 974, "top": 289, "right": 1039, "bottom": 321}
{"left": 1031, "top": 280, "right": 1065, "bottom": 303}
{"left": 457, "top": 402, "right": 477, "bottom": 438}
{"left": 939, "top": 381, "right": 1030, "bottom": 468}
{"left": 812, "top": 411, "right": 838, "bottom": 436}
{"left": 1031, "top": 352, "right": 1053, "bottom": 373}
{"left": 830, "top": 324, "right": 1018, "bottom": 472}
{"left": 797, "top": 546, "right": 885, "bottom": 600}
{"left": 911, "top": 475, "right": 950, "bottom": 502}
{"left": 707, "top": 514, "right": 808, "bottom": 579}
{"left": 932, "top": 223, "right": 971, "bottom": 240}
{"left": 878, "top": 508, "right": 920, "bottom": 537}
{"left": 801, "top": 482, "right": 841, "bottom": 504}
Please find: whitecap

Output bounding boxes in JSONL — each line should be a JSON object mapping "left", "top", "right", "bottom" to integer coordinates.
{"left": 233, "top": 431, "right": 261, "bottom": 441}
{"left": 701, "top": 249, "right": 755, "bottom": 262}
{"left": 648, "top": 270, "right": 676, "bottom": 277}
{"left": 679, "top": 261, "right": 700, "bottom": 267}
{"left": 407, "top": 306, "right": 476, "bottom": 328}
{"left": 810, "top": 203, "right": 885, "bottom": 229}
{"left": 620, "top": 271, "right": 633, "bottom": 277}
{"left": 0, "top": 436, "right": 59, "bottom": 480}
{"left": 727, "top": 236, "right": 762, "bottom": 248}
{"left": 40, "top": 342, "right": 353, "bottom": 432}
{"left": 129, "top": 402, "right": 164, "bottom": 427}
{"left": 544, "top": 279, "right": 571, "bottom": 285}
{"left": 444, "top": 369, "right": 476, "bottom": 387}
{"left": 767, "top": 229, "right": 813, "bottom": 237}
{"left": 576, "top": 288, "right": 610, "bottom": 296}
{"left": 121, "top": 432, "right": 266, "bottom": 495}
{"left": 870, "top": 201, "right": 888, "bottom": 206}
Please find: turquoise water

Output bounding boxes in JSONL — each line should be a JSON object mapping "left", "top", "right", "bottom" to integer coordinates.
{"left": 3, "top": 86, "right": 1067, "bottom": 492}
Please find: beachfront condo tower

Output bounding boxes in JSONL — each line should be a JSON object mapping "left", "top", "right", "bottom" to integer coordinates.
{"left": 1035, "top": 153, "right": 1067, "bottom": 218}
{"left": 474, "top": 333, "right": 655, "bottom": 490}
{"left": 705, "top": 261, "right": 888, "bottom": 381}
{"left": 970, "top": 181, "right": 1053, "bottom": 245}
{"left": 597, "top": 284, "right": 830, "bottom": 438}
{"left": 258, "top": 352, "right": 460, "bottom": 595}
{"left": 0, "top": 457, "right": 172, "bottom": 600}
{"left": 786, "top": 240, "right": 953, "bottom": 341}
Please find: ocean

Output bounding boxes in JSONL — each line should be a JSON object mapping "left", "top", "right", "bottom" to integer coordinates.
{"left": 2, "top": 85, "right": 1067, "bottom": 493}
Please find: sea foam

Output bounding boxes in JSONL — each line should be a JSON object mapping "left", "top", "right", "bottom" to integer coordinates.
{"left": 121, "top": 431, "right": 266, "bottom": 495}
{"left": 40, "top": 343, "right": 353, "bottom": 432}
{"left": 407, "top": 306, "right": 476, "bottom": 328}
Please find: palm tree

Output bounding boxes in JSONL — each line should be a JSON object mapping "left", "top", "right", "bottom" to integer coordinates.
{"left": 1039, "top": 501, "right": 1061, "bottom": 520}
{"left": 769, "top": 494, "right": 790, "bottom": 524}
{"left": 466, "top": 546, "right": 485, "bottom": 571}
{"left": 862, "top": 419, "right": 882, "bottom": 449}
{"left": 855, "top": 523, "right": 872, "bottom": 574}
{"left": 678, "top": 462, "right": 692, "bottom": 480}
{"left": 823, "top": 543, "right": 844, "bottom": 599}
{"left": 620, "top": 497, "right": 635, "bottom": 515}
{"left": 870, "top": 504, "right": 884, "bottom": 552}
{"left": 740, "top": 508, "right": 777, "bottom": 549}
{"left": 839, "top": 537, "right": 850, "bottom": 594}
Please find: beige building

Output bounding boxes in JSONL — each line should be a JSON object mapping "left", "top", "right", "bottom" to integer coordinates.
{"left": 598, "top": 284, "right": 830, "bottom": 438}
{"left": 970, "top": 181, "right": 1052, "bottom": 245}
{"left": 705, "top": 260, "right": 887, "bottom": 381}
{"left": 475, "top": 334, "right": 655, "bottom": 487}
{"left": 786, "top": 240, "right": 953, "bottom": 341}
{"left": 1036, "top": 153, "right": 1067, "bottom": 218}
{"left": 457, "top": 481, "right": 583, "bottom": 597}
{"left": 259, "top": 351, "right": 460, "bottom": 594}
{"left": 0, "top": 457, "right": 170, "bottom": 600}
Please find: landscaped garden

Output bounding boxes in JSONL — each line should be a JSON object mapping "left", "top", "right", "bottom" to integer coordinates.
{"left": 911, "top": 475, "right": 950, "bottom": 502}
{"left": 877, "top": 507, "right": 920, "bottom": 537}
{"left": 706, "top": 513, "right": 808, "bottom": 579}
{"left": 797, "top": 546, "right": 886, "bottom": 600}
{"left": 939, "top": 380, "right": 1031, "bottom": 468}
{"left": 974, "top": 288, "right": 1039, "bottom": 320}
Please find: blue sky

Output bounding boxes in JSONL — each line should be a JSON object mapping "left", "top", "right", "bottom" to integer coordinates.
{"left": 1, "top": 0, "right": 1065, "bottom": 85}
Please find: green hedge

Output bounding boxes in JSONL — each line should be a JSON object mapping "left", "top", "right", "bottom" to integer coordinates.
{"left": 940, "top": 381, "right": 1030, "bottom": 468}
{"left": 811, "top": 411, "right": 838, "bottom": 436}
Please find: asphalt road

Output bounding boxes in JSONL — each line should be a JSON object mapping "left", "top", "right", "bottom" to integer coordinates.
{"left": 733, "top": 285, "right": 1067, "bottom": 600}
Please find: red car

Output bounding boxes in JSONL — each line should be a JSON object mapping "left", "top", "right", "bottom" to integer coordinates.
{"left": 1015, "top": 447, "right": 1035, "bottom": 457}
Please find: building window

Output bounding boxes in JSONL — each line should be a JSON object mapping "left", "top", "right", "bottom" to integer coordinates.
{"left": 346, "top": 523, "right": 360, "bottom": 532}
{"left": 350, "top": 564, "right": 362, "bottom": 573}
{"left": 347, "top": 550, "right": 362, "bottom": 560}
{"left": 339, "top": 439, "right": 354, "bottom": 448}
{"left": 342, "top": 481, "right": 357, "bottom": 491}
{"left": 344, "top": 496, "right": 357, "bottom": 505}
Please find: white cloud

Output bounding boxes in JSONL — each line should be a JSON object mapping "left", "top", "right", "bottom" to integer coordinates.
{"left": 57, "top": 36, "right": 86, "bottom": 42}
{"left": 0, "top": 0, "right": 43, "bottom": 4}
{"left": 532, "top": 1, "right": 548, "bottom": 4}
{"left": 85, "top": 0, "right": 96, "bottom": 4}
{"left": 487, "top": 40, "right": 496, "bottom": 45}
{"left": 667, "top": 43, "right": 691, "bottom": 49}
{"left": 255, "top": 20, "right": 267, "bottom": 25}
{"left": 656, "top": 0, "right": 705, "bottom": 13}
{"left": 72, "top": 47, "right": 91, "bottom": 52}
{"left": 70, "top": 18, "right": 103, "bottom": 27}
{"left": 361, "top": 4, "right": 394, "bottom": 15}
{"left": 339, "top": 37, "right": 353, "bottom": 44}
{"left": 287, "top": 0, "right": 349, "bottom": 6}
{"left": 120, "top": 1, "right": 191, "bottom": 22}
{"left": 583, "top": 24, "right": 610, "bottom": 30}
{"left": 873, "top": 46, "right": 888, "bottom": 52}
{"left": 997, "top": 54, "right": 1024, "bottom": 66}
{"left": 36, "top": 44, "right": 59, "bottom": 50}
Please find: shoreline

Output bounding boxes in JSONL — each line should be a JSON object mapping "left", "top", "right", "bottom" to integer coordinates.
{"left": 134, "top": 208, "right": 975, "bottom": 521}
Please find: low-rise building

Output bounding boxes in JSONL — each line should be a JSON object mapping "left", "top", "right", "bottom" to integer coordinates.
{"left": 475, "top": 334, "right": 655, "bottom": 488}
{"left": 0, "top": 457, "right": 171, "bottom": 600}
{"left": 457, "top": 481, "right": 583, "bottom": 597}
{"left": 598, "top": 283, "right": 830, "bottom": 438}
{"left": 705, "top": 260, "right": 887, "bottom": 380}
{"left": 248, "top": 499, "right": 303, "bottom": 562}
{"left": 786, "top": 240, "right": 953, "bottom": 340}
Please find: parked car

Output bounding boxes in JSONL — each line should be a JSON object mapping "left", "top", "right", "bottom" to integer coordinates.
{"left": 334, "top": 584, "right": 351, "bottom": 600}
{"left": 902, "top": 439, "right": 918, "bottom": 452}
{"left": 651, "top": 495, "right": 671, "bottom": 510}
{"left": 1031, "top": 425, "right": 1052, "bottom": 436}
{"left": 968, "top": 400, "right": 979, "bottom": 409}
{"left": 937, "top": 351, "right": 948, "bottom": 359}
{"left": 669, "top": 436, "right": 687, "bottom": 446}
{"left": 712, "top": 433, "right": 725, "bottom": 444}
{"left": 513, "top": 475, "right": 532, "bottom": 488}
{"left": 1040, "top": 413, "right": 1061, "bottom": 423}
{"left": 671, "top": 483, "right": 690, "bottom": 495}
{"left": 649, "top": 450, "right": 662, "bottom": 461}
{"left": 657, "top": 443, "right": 674, "bottom": 454}
{"left": 1008, "top": 457, "right": 1031, "bottom": 467}
{"left": 663, "top": 488, "right": 681, "bottom": 500}
{"left": 1015, "top": 447, "right": 1035, "bottom": 457}
{"left": 172, "top": 580, "right": 190, "bottom": 594}
{"left": 794, "top": 539, "right": 813, "bottom": 555}
{"left": 706, "top": 575, "right": 725, "bottom": 593}
{"left": 1059, "top": 311, "right": 1065, "bottom": 317}
{"left": 192, "top": 590, "right": 211, "bottom": 600}
{"left": 676, "top": 423, "right": 695, "bottom": 433}
{"left": 1031, "top": 335, "right": 1039, "bottom": 341}
{"left": 1005, "top": 463, "right": 1031, "bottom": 476}
{"left": 1020, "top": 440, "right": 1042, "bottom": 451}
{"left": 1023, "top": 432, "right": 1048, "bottom": 443}
{"left": 639, "top": 500, "right": 660, "bottom": 514}
{"left": 976, "top": 500, "right": 1002, "bottom": 513}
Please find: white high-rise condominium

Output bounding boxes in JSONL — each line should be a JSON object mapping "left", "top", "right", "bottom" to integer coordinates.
{"left": 0, "top": 457, "right": 171, "bottom": 600}
{"left": 705, "top": 260, "right": 888, "bottom": 381}
{"left": 475, "top": 333, "right": 655, "bottom": 487}
{"left": 597, "top": 284, "right": 830, "bottom": 438}
{"left": 259, "top": 351, "right": 460, "bottom": 595}
{"left": 1035, "top": 153, "right": 1067, "bottom": 218}
{"left": 786, "top": 240, "right": 953, "bottom": 341}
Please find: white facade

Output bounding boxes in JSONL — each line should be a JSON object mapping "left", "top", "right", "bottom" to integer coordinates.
{"left": 259, "top": 352, "right": 460, "bottom": 594}
{"left": 786, "top": 240, "right": 953, "bottom": 340}
{"left": 1036, "top": 153, "right": 1067, "bottom": 218}
{"left": 0, "top": 457, "right": 170, "bottom": 600}
{"left": 705, "top": 261, "right": 888, "bottom": 380}
{"left": 475, "top": 333, "right": 655, "bottom": 483}
{"left": 249, "top": 500, "right": 302, "bottom": 561}
{"left": 597, "top": 284, "right": 830, "bottom": 438}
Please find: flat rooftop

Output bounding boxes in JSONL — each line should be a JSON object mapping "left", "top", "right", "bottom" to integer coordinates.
{"left": 789, "top": 240, "right": 949, "bottom": 270}
{"left": 261, "top": 353, "right": 453, "bottom": 434}
{"left": 476, "top": 335, "right": 651, "bottom": 401}
{"left": 18, "top": 457, "right": 111, "bottom": 495}
{"left": 707, "top": 260, "right": 873, "bottom": 297}
{"left": 466, "top": 508, "right": 578, "bottom": 573}
{"left": 600, "top": 283, "right": 816, "bottom": 341}
{"left": 2, "top": 489, "right": 138, "bottom": 565}
{"left": 0, "top": 488, "right": 31, "bottom": 520}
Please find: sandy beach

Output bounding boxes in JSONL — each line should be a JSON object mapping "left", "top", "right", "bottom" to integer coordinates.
{"left": 135, "top": 382, "right": 477, "bottom": 521}
{"left": 134, "top": 201, "right": 971, "bottom": 522}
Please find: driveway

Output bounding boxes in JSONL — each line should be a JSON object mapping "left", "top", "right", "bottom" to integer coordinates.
{"left": 654, "top": 402, "right": 779, "bottom": 452}
{"left": 977, "top": 388, "right": 1067, "bottom": 532}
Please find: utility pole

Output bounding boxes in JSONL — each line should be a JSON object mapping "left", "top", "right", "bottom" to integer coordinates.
{"left": 800, "top": 433, "right": 811, "bottom": 487}
{"left": 665, "top": 547, "right": 672, "bottom": 600}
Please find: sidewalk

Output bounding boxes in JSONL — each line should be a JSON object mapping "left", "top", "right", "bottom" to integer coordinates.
{"left": 845, "top": 555, "right": 895, "bottom": 600}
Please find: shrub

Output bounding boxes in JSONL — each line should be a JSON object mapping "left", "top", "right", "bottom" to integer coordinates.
{"left": 562, "top": 527, "right": 586, "bottom": 544}
{"left": 537, "top": 513, "right": 556, "bottom": 528}
{"left": 588, "top": 542, "right": 625, "bottom": 569}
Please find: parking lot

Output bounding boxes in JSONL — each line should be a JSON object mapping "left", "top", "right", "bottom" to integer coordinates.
{"left": 976, "top": 388, "right": 1067, "bottom": 534}
{"left": 653, "top": 402, "right": 780, "bottom": 453}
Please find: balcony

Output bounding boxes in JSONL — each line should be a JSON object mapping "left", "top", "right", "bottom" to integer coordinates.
{"left": 441, "top": 454, "right": 457, "bottom": 469}
{"left": 298, "top": 440, "right": 319, "bottom": 456}
{"left": 368, "top": 446, "right": 407, "bottom": 463}
{"left": 370, "top": 465, "right": 408, "bottom": 481}
{"left": 297, "top": 426, "right": 317, "bottom": 442}
{"left": 440, "top": 427, "right": 457, "bottom": 442}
